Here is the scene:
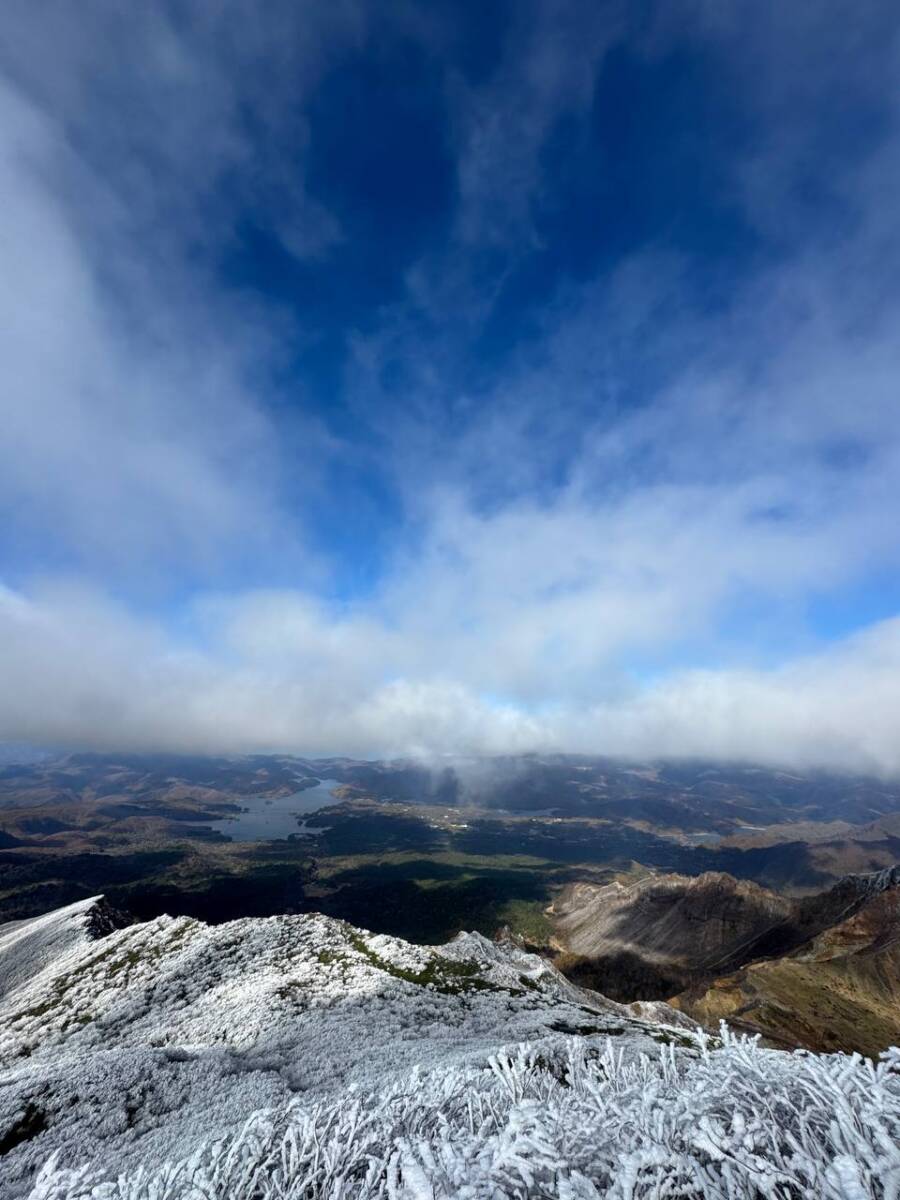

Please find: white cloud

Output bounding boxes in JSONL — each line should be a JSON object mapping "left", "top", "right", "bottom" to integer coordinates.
{"left": 0, "top": 3, "right": 372, "bottom": 579}
{"left": 3, "top": 582, "right": 900, "bottom": 773}
{"left": 1, "top": 2, "right": 899, "bottom": 771}
{"left": 0, "top": 77, "right": 288, "bottom": 576}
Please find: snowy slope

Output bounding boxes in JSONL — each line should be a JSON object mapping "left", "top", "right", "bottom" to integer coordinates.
{"left": 0, "top": 898, "right": 671, "bottom": 1195}
{"left": 1, "top": 898, "right": 898, "bottom": 1199}
{"left": 0, "top": 897, "right": 123, "bottom": 1004}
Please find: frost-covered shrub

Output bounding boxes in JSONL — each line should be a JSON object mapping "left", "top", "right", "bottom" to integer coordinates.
{"left": 28, "top": 1026, "right": 900, "bottom": 1200}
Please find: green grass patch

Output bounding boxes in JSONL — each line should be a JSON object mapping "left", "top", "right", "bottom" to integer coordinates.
{"left": 345, "top": 929, "right": 500, "bottom": 994}
{"left": 315, "top": 948, "right": 346, "bottom": 966}
{"left": 496, "top": 898, "right": 554, "bottom": 944}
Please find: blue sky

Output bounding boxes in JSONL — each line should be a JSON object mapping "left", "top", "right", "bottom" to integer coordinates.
{"left": 2, "top": 0, "right": 900, "bottom": 770}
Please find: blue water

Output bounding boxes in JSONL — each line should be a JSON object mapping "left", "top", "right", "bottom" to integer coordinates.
{"left": 208, "top": 779, "right": 343, "bottom": 841}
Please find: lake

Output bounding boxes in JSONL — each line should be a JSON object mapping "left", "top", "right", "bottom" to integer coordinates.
{"left": 208, "top": 779, "right": 343, "bottom": 842}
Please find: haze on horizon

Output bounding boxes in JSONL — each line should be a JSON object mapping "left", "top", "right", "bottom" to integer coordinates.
{"left": 2, "top": 1, "right": 900, "bottom": 774}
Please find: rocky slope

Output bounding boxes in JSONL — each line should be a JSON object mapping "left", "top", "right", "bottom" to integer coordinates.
{"left": 550, "top": 865, "right": 900, "bottom": 1054}
{"left": 673, "top": 868, "right": 900, "bottom": 1054}
{"left": 550, "top": 872, "right": 794, "bottom": 998}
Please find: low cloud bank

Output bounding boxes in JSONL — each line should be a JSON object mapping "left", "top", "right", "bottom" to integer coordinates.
{"left": 2, "top": 583, "right": 899, "bottom": 776}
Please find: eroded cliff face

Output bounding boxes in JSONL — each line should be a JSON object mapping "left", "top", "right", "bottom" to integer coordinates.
{"left": 549, "top": 866, "right": 900, "bottom": 1054}
{"left": 549, "top": 872, "right": 794, "bottom": 1001}
{"left": 673, "top": 873, "right": 900, "bottom": 1055}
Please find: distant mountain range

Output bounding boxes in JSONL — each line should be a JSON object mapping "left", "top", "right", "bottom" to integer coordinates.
{"left": 5, "top": 750, "right": 900, "bottom": 830}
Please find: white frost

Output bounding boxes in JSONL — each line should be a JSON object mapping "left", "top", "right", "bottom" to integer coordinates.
{"left": 1, "top": 899, "right": 897, "bottom": 1199}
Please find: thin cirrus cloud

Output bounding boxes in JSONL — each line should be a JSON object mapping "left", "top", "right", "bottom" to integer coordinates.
{"left": 1, "top": 1, "right": 899, "bottom": 770}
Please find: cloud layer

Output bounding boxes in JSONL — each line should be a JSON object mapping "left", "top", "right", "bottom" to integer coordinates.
{"left": 2, "top": 1, "right": 900, "bottom": 770}
{"left": 3, "top": 583, "right": 900, "bottom": 774}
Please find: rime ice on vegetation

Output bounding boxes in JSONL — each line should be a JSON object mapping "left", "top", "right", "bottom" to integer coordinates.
{"left": 1, "top": 899, "right": 897, "bottom": 1198}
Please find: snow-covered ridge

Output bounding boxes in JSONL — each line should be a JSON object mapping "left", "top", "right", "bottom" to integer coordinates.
{"left": 0, "top": 897, "right": 127, "bottom": 1005}
{"left": 1, "top": 899, "right": 898, "bottom": 1199}
{"left": 0, "top": 898, "right": 672, "bottom": 1196}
